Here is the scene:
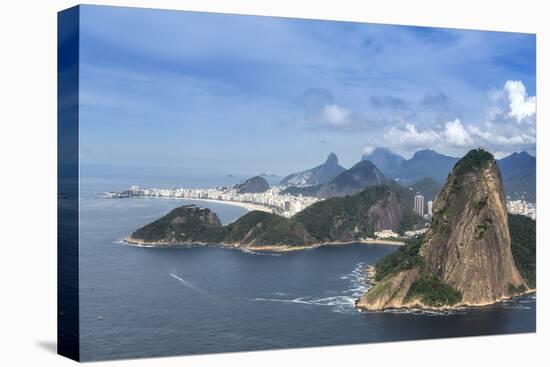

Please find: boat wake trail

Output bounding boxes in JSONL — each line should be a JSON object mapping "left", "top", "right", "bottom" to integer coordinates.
{"left": 170, "top": 273, "right": 207, "bottom": 295}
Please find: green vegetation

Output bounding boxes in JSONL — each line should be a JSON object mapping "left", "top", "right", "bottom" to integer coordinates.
{"left": 224, "top": 211, "right": 276, "bottom": 242}
{"left": 386, "top": 180, "right": 426, "bottom": 234}
{"left": 131, "top": 205, "right": 226, "bottom": 243}
{"left": 508, "top": 283, "right": 528, "bottom": 295}
{"left": 452, "top": 148, "right": 495, "bottom": 177}
{"left": 374, "top": 235, "right": 424, "bottom": 281}
{"left": 396, "top": 211, "right": 423, "bottom": 235}
{"left": 474, "top": 196, "right": 488, "bottom": 212}
{"left": 294, "top": 185, "right": 391, "bottom": 241}
{"left": 405, "top": 274, "right": 462, "bottom": 307}
{"left": 254, "top": 219, "right": 311, "bottom": 246}
{"left": 132, "top": 182, "right": 429, "bottom": 248}
{"left": 280, "top": 184, "right": 322, "bottom": 197}
{"left": 410, "top": 177, "right": 442, "bottom": 202}
{"left": 508, "top": 214, "right": 536, "bottom": 288}
{"left": 475, "top": 218, "right": 492, "bottom": 239}
{"left": 373, "top": 234, "right": 462, "bottom": 307}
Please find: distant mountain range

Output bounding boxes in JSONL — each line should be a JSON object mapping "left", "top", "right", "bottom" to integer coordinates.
{"left": 409, "top": 177, "right": 442, "bottom": 202}
{"left": 282, "top": 160, "right": 386, "bottom": 199}
{"left": 362, "top": 148, "right": 535, "bottom": 202}
{"left": 496, "top": 151, "right": 536, "bottom": 202}
{"left": 280, "top": 152, "right": 346, "bottom": 187}
{"left": 363, "top": 148, "right": 458, "bottom": 184}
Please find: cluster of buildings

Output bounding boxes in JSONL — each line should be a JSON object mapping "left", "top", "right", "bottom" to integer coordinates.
{"left": 107, "top": 185, "right": 321, "bottom": 218}
{"left": 108, "top": 185, "right": 535, "bottom": 240}
{"left": 373, "top": 229, "right": 400, "bottom": 239}
{"left": 372, "top": 195, "right": 434, "bottom": 240}
{"left": 412, "top": 194, "right": 536, "bottom": 221}
{"left": 373, "top": 227, "right": 428, "bottom": 240}
{"left": 506, "top": 200, "right": 536, "bottom": 220}
{"left": 414, "top": 194, "right": 433, "bottom": 221}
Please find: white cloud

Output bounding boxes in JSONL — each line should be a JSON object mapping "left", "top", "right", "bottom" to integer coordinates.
{"left": 504, "top": 80, "right": 536, "bottom": 123}
{"left": 384, "top": 123, "right": 440, "bottom": 147}
{"left": 443, "top": 119, "right": 473, "bottom": 146}
{"left": 468, "top": 125, "right": 535, "bottom": 146}
{"left": 362, "top": 146, "right": 375, "bottom": 155}
{"left": 322, "top": 104, "right": 350, "bottom": 126}
{"left": 489, "top": 80, "right": 536, "bottom": 124}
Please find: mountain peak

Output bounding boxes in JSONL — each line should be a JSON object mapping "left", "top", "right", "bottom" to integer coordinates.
{"left": 412, "top": 149, "right": 438, "bottom": 159}
{"left": 361, "top": 148, "right": 405, "bottom": 178}
{"left": 452, "top": 148, "right": 495, "bottom": 175}
{"left": 509, "top": 151, "right": 534, "bottom": 160}
{"left": 422, "top": 147, "right": 524, "bottom": 304}
{"left": 363, "top": 147, "right": 401, "bottom": 158}
{"left": 234, "top": 176, "right": 270, "bottom": 194}
{"left": 352, "top": 159, "right": 377, "bottom": 169}
{"left": 325, "top": 152, "right": 338, "bottom": 165}
{"left": 357, "top": 148, "right": 527, "bottom": 311}
{"left": 280, "top": 153, "right": 346, "bottom": 187}
{"left": 365, "top": 147, "right": 391, "bottom": 156}
{"left": 315, "top": 160, "right": 386, "bottom": 199}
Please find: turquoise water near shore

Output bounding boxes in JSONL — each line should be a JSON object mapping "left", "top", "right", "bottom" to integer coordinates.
{"left": 78, "top": 178, "right": 536, "bottom": 361}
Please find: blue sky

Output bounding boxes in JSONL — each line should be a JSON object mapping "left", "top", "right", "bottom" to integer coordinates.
{"left": 78, "top": 5, "right": 536, "bottom": 177}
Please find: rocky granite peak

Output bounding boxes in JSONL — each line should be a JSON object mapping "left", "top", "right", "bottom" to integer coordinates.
{"left": 325, "top": 152, "right": 339, "bottom": 166}
{"left": 357, "top": 148, "right": 528, "bottom": 311}
{"left": 421, "top": 149, "right": 525, "bottom": 304}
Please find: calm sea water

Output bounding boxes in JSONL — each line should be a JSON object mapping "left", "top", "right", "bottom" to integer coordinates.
{"left": 78, "top": 178, "right": 536, "bottom": 361}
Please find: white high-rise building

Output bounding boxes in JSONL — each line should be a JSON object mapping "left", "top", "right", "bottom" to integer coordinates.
{"left": 427, "top": 200, "right": 433, "bottom": 218}
{"left": 414, "top": 195, "right": 425, "bottom": 216}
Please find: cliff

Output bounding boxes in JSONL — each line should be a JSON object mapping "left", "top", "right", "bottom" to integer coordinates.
{"left": 357, "top": 149, "right": 529, "bottom": 311}
{"left": 421, "top": 149, "right": 525, "bottom": 304}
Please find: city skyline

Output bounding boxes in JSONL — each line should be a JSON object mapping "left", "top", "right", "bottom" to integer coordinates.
{"left": 78, "top": 5, "right": 536, "bottom": 177}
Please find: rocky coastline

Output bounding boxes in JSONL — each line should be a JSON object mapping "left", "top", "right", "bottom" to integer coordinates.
{"left": 124, "top": 236, "right": 404, "bottom": 252}
{"left": 355, "top": 263, "right": 535, "bottom": 312}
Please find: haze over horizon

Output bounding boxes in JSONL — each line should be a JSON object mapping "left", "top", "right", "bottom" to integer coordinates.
{"left": 78, "top": 5, "right": 536, "bottom": 177}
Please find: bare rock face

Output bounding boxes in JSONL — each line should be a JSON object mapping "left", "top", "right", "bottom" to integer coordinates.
{"left": 366, "top": 191, "right": 404, "bottom": 232}
{"left": 356, "top": 149, "right": 527, "bottom": 311}
{"left": 421, "top": 149, "right": 525, "bottom": 304}
{"left": 356, "top": 268, "right": 419, "bottom": 311}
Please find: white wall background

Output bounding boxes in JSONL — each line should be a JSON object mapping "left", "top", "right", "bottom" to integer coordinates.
{"left": 0, "top": 1, "right": 547, "bottom": 366}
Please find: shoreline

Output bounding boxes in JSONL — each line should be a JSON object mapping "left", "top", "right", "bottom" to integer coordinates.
{"left": 355, "top": 264, "right": 536, "bottom": 312}
{"left": 126, "top": 195, "right": 274, "bottom": 213}
{"left": 123, "top": 237, "right": 404, "bottom": 252}
{"left": 355, "top": 289, "right": 537, "bottom": 313}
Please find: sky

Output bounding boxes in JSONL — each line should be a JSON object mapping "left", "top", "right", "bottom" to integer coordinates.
{"left": 78, "top": 5, "right": 536, "bottom": 177}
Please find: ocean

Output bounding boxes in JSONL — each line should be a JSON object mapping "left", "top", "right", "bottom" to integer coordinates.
{"left": 77, "top": 178, "right": 536, "bottom": 361}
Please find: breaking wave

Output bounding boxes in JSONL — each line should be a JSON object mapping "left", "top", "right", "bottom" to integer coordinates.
{"left": 252, "top": 262, "right": 371, "bottom": 314}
